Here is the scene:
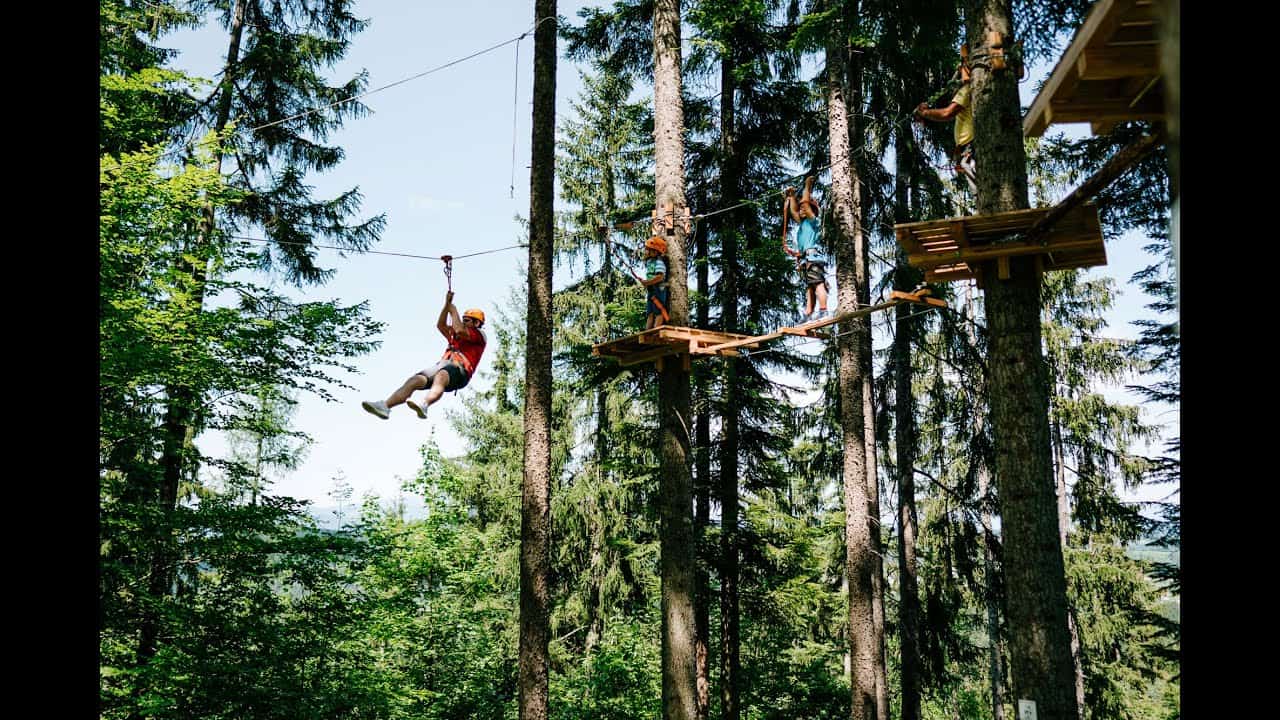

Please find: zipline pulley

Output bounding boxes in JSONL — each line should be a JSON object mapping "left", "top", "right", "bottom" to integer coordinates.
{"left": 441, "top": 255, "right": 453, "bottom": 293}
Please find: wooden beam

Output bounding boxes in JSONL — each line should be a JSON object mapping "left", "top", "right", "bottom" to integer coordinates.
{"left": 622, "top": 346, "right": 679, "bottom": 367}
{"left": 1024, "top": 0, "right": 1124, "bottom": 137}
{"left": 889, "top": 289, "right": 949, "bottom": 308}
{"left": 1043, "top": 91, "right": 1165, "bottom": 125}
{"left": 1020, "top": 129, "right": 1164, "bottom": 244}
{"left": 1077, "top": 47, "right": 1159, "bottom": 80}
{"left": 997, "top": 256, "right": 1011, "bottom": 280}
{"left": 700, "top": 299, "right": 908, "bottom": 354}
{"left": 909, "top": 237, "right": 1104, "bottom": 268}
{"left": 780, "top": 327, "right": 832, "bottom": 339}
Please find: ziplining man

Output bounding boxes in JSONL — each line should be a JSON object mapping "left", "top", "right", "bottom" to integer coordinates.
{"left": 362, "top": 290, "right": 486, "bottom": 420}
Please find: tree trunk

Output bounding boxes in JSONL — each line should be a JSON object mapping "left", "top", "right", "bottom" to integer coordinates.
{"left": 967, "top": 3, "right": 1080, "bottom": 719}
{"left": 827, "top": 32, "right": 878, "bottom": 720}
{"left": 1052, "top": 413, "right": 1087, "bottom": 717}
{"left": 718, "top": 52, "right": 743, "bottom": 720}
{"left": 893, "top": 126, "right": 923, "bottom": 720}
{"left": 847, "top": 45, "right": 890, "bottom": 719}
{"left": 978, "top": 465, "right": 1007, "bottom": 720}
{"left": 694, "top": 130, "right": 712, "bottom": 720}
{"left": 518, "top": 2, "right": 556, "bottom": 718}
{"left": 1158, "top": 0, "right": 1179, "bottom": 292}
{"left": 966, "top": 286, "right": 1005, "bottom": 720}
{"left": 653, "top": 2, "right": 697, "bottom": 717}
{"left": 135, "top": 1, "right": 249, "bottom": 704}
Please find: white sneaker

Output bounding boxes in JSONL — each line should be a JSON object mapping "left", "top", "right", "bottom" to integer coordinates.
{"left": 406, "top": 400, "right": 428, "bottom": 419}
{"left": 361, "top": 400, "right": 390, "bottom": 419}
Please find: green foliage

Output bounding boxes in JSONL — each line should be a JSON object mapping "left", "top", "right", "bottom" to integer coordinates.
{"left": 101, "top": 123, "right": 382, "bottom": 720}
{"left": 551, "top": 619, "right": 662, "bottom": 720}
{"left": 100, "top": 3, "right": 1180, "bottom": 718}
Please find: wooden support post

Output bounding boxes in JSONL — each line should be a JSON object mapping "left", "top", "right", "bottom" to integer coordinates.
{"left": 988, "top": 31, "right": 1007, "bottom": 70}
{"left": 997, "top": 256, "right": 1011, "bottom": 280}
{"left": 1022, "top": 127, "right": 1165, "bottom": 245}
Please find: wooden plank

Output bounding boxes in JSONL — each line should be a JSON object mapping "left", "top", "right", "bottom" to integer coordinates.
{"left": 781, "top": 327, "right": 832, "bottom": 339}
{"left": 621, "top": 345, "right": 679, "bottom": 367}
{"left": 1022, "top": 0, "right": 1163, "bottom": 137}
{"left": 908, "top": 237, "right": 1105, "bottom": 268}
{"left": 699, "top": 300, "right": 906, "bottom": 354}
{"left": 997, "top": 256, "right": 1011, "bottom": 280}
{"left": 896, "top": 226, "right": 922, "bottom": 255}
{"left": 1024, "top": 0, "right": 1124, "bottom": 137}
{"left": 1077, "top": 47, "right": 1159, "bottom": 80}
{"left": 890, "top": 290, "right": 948, "bottom": 308}
{"left": 1047, "top": 95, "right": 1164, "bottom": 120}
{"left": 697, "top": 329, "right": 786, "bottom": 353}
{"left": 953, "top": 219, "right": 970, "bottom": 249}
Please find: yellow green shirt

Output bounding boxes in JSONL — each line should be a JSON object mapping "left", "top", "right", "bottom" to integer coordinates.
{"left": 952, "top": 83, "right": 974, "bottom": 147}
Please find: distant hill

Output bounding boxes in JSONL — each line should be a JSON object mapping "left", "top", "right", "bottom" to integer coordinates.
{"left": 1125, "top": 541, "right": 1179, "bottom": 567}
{"left": 306, "top": 495, "right": 429, "bottom": 530}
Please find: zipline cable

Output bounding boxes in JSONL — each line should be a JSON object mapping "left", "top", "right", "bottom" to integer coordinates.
{"left": 230, "top": 235, "right": 527, "bottom": 262}
{"left": 109, "top": 16, "right": 558, "bottom": 171}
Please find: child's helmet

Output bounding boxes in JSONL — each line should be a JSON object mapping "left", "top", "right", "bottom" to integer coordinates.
{"left": 645, "top": 236, "right": 668, "bottom": 254}
{"left": 463, "top": 308, "right": 486, "bottom": 326}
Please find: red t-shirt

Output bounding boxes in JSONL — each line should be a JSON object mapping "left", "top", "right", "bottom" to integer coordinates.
{"left": 444, "top": 325, "right": 486, "bottom": 375}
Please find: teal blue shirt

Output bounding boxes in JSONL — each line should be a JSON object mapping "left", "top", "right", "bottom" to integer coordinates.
{"left": 645, "top": 256, "right": 669, "bottom": 289}
{"left": 793, "top": 217, "right": 824, "bottom": 264}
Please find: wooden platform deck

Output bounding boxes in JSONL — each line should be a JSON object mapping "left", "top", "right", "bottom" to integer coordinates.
{"left": 592, "top": 326, "right": 764, "bottom": 368}
{"left": 593, "top": 290, "right": 947, "bottom": 367}
{"left": 893, "top": 203, "right": 1106, "bottom": 282}
{"left": 1024, "top": 0, "right": 1167, "bottom": 137}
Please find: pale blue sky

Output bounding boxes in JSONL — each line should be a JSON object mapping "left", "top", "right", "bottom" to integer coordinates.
{"left": 159, "top": 2, "right": 1175, "bottom": 509}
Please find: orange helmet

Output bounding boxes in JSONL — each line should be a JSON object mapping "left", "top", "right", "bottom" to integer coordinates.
{"left": 463, "top": 308, "right": 485, "bottom": 326}
{"left": 644, "top": 236, "right": 668, "bottom": 254}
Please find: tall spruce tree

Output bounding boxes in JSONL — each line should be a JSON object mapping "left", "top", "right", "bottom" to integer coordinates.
{"left": 652, "top": 1, "right": 697, "bottom": 717}
{"left": 965, "top": 1, "right": 1079, "bottom": 716}
{"left": 817, "top": 1, "right": 882, "bottom": 716}
{"left": 520, "top": 2, "right": 557, "bottom": 718}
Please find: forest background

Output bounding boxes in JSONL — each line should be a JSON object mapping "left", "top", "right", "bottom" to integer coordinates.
{"left": 99, "top": 0, "right": 1180, "bottom": 718}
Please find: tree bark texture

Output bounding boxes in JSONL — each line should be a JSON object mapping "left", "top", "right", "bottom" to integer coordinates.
{"left": 893, "top": 127, "right": 923, "bottom": 720}
{"left": 518, "top": 2, "right": 556, "bottom": 718}
{"left": 847, "top": 45, "right": 890, "bottom": 719}
{"left": 653, "top": 2, "right": 697, "bottom": 718}
{"left": 1052, "top": 415, "right": 1086, "bottom": 717}
{"left": 694, "top": 153, "right": 711, "bottom": 720}
{"left": 967, "top": 288, "right": 1006, "bottom": 720}
{"left": 979, "top": 465, "right": 1007, "bottom": 720}
{"left": 827, "top": 35, "right": 879, "bottom": 720}
{"left": 718, "top": 52, "right": 743, "bottom": 720}
{"left": 968, "top": 3, "right": 1080, "bottom": 718}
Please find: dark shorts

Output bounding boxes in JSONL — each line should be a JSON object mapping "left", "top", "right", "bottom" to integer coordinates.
{"left": 801, "top": 261, "right": 828, "bottom": 287}
{"left": 418, "top": 360, "right": 470, "bottom": 392}
{"left": 647, "top": 286, "right": 669, "bottom": 316}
